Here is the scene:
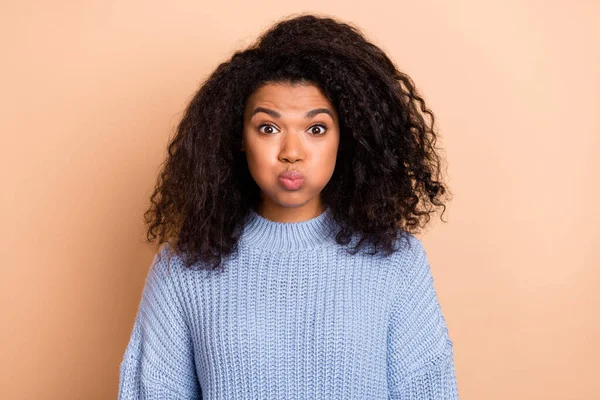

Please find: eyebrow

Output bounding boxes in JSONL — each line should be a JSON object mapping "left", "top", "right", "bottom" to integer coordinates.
{"left": 251, "top": 107, "right": 334, "bottom": 120}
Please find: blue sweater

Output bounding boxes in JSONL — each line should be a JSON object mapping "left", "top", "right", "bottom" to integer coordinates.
{"left": 118, "top": 207, "right": 459, "bottom": 399}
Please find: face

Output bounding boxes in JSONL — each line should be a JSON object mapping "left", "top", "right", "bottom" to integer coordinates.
{"left": 242, "top": 81, "right": 340, "bottom": 222}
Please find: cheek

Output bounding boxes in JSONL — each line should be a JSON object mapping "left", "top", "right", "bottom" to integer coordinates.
{"left": 245, "top": 145, "right": 276, "bottom": 183}
{"left": 317, "top": 139, "right": 340, "bottom": 168}
{"left": 246, "top": 145, "right": 275, "bottom": 168}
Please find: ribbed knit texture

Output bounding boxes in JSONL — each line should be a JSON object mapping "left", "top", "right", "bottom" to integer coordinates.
{"left": 118, "top": 207, "right": 459, "bottom": 399}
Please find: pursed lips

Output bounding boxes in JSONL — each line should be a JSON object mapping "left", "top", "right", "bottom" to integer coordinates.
{"left": 279, "top": 170, "right": 304, "bottom": 180}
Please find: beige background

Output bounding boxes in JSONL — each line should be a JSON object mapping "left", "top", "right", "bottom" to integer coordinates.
{"left": 1, "top": 1, "right": 598, "bottom": 399}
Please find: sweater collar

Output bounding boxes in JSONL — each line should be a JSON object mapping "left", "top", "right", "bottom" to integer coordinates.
{"left": 239, "top": 206, "right": 339, "bottom": 251}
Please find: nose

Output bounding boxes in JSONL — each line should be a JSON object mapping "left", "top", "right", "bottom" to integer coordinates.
{"left": 278, "top": 132, "right": 304, "bottom": 163}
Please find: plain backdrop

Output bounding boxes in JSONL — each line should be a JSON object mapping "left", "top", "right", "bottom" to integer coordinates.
{"left": 1, "top": 1, "right": 598, "bottom": 399}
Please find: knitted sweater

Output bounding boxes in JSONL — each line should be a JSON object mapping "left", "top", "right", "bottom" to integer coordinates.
{"left": 118, "top": 207, "right": 459, "bottom": 399}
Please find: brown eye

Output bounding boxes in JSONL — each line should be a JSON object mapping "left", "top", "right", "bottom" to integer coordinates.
{"left": 258, "top": 124, "right": 279, "bottom": 134}
{"left": 309, "top": 124, "right": 328, "bottom": 135}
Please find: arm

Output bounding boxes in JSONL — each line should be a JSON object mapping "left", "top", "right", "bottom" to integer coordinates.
{"left": 118, "top": 245, "right": 201, "bottom": 399}
{"left": 387, "top": 235, "right": 459, "bottom": 399}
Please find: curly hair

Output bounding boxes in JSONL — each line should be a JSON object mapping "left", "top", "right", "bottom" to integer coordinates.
{"left": 144, "top": 13, "right": 452, "bottom": 270}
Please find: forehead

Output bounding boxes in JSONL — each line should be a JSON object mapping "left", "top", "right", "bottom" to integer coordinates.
{"left": 245, "top": 82, "right": 335, "bottom": 113}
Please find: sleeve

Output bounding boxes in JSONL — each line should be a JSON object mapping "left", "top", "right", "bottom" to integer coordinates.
{"left": 387, "top": 235, "right": 459, "bottom": 399}
{"left": 118, "top": 245, "right": 201, "bottom": 399}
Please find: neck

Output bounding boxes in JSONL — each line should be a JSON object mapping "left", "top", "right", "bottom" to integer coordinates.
{"left": 239, "top": 206, "right": 339, "bottom": 251}
{"left": 256, "top": 199, "right": 325, "bottom": 223}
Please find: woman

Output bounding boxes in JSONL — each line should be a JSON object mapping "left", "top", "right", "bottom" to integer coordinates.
{"left": 119, "top": 13, "right": 458, "bottom": 399}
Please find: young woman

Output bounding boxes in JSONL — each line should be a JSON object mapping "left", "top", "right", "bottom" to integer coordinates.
{"left": 119, "top": 13, "right": 458, "bottom": 399}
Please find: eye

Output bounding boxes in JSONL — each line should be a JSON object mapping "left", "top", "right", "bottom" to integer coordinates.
{"left": 308, "top": 123, "right": 328, "bottom": 136}
{"left": 257, "top": 123, "right": 280, "bottom": 135}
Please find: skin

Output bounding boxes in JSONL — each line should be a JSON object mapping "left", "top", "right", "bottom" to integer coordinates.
{"left": 241, "top": 81, "right": 340, "bottom": 223}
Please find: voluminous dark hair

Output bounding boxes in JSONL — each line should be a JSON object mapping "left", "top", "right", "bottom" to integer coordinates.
{"left": 145, "top": 13, "right": 452, "bottom": 270}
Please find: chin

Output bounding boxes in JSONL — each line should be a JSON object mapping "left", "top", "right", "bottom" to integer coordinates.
{"left": 272, "top": 196, "right": 310, "bottom": 209}
{"left": 265, "top": 189, "right": 317, "bottom": 208}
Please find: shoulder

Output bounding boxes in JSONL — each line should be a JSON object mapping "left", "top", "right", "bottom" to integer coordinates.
{"left": 396, "top": 231, "right": 427, "bottom": 262}
{"left": 389, "top": 232, "right": 429, "bottom": 274}
{"left": 386, "top": 232, "right": 432, "bottom": 301}
{"left": 141, "top": 243, "right": 197, "bottom": 317}
{"left": 146, "top": 243, "right": 190, "bottom": 286}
